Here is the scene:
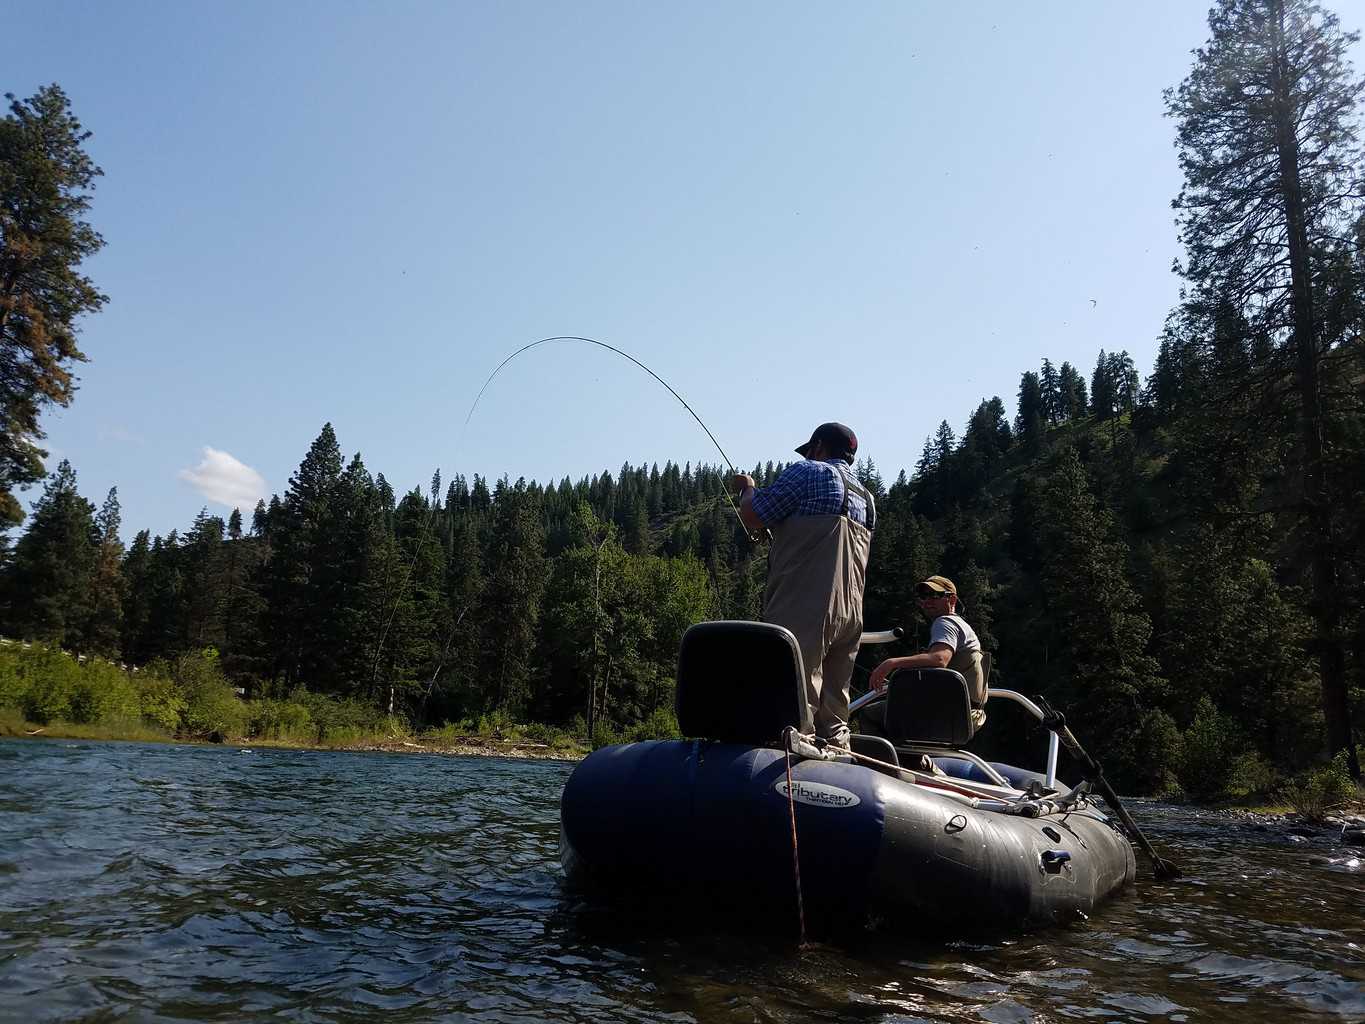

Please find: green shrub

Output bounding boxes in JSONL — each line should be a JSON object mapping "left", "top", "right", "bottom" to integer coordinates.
{"left": 589, "top": 720, "right": 621, "bottom": 749}
{"left": 138, "top": 672, "right": 187, "bottom": 731}
{"left": 69, "top": 660, "right": 141, "bottom": 725}
{"left": 520, "top": 721, "right": 586, "bottom": 751}
{"left": 0, "top": 706, "right": 29, "bottom": 735}
{"left": 1178, "top": 696, "right": 1243, "bottom": 799}
{"left": 290, "top": 689, "right": 391, "bottom": 743}
{"left": 422, "top": 721, "right": 465, "bottom": 745}
{"left": 247, "top": 698, "right": 313, "bottom": 741}
{"left": 0, "top": 648, "right": 24, "bottom": 709}
{"left": 181, "top": 681, "right": 248, "bottom": 738}
{"left": 1132, "top": 709, "right": 1183, "bottom": 797}
{"left": 18, "top": 646, "right": 80, "bottom": 725}
{"left": 473, "top": 708, "right": 517, "bottom": 738}
{"left": 172, "top": 650, "right": 248, "bottom": 739}
{"left": 1226, "top": 751, "right": 1276, "bottom": 797}
{"left": 1279, "top": 752, "right": 1359, "bottom": 823}
{"left": 622, "top": 706, "right": 682, "bottom": 744}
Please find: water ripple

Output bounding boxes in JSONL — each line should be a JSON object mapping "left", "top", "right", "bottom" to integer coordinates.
{"left": 3, "top": 739, "right": 1365, "bottom": 1022}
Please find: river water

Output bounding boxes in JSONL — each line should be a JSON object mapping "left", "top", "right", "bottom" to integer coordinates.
{"left": 1, "top": 739, "right": 1363, "bottom": 1023}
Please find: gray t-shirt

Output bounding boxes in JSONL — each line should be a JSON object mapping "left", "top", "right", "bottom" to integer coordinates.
{"left": 929, "top": 614, "right": 980, "bottom": 656}
{"left": 929, "top": 613, "right": 985, "bottom": 705}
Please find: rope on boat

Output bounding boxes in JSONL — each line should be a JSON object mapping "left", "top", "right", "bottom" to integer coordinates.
{"left": 781, "top": 728, "right": 808, "bottom": 948}
{"left": 789, "top": 734, "right": 1094, "bottom": 813}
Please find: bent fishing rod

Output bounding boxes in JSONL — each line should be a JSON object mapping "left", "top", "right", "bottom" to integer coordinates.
{"left": 371, "top": 334, "right": 762, "bottom": 687}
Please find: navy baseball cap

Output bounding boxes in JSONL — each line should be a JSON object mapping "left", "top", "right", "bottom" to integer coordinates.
{"left": 795, "top": 422, "right": 858, "bottom": 465}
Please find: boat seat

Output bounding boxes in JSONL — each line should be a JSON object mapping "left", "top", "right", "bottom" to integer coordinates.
{"left": 883, "top": 667, "right": 977, "bottom": 746}
{"left": 848, "top": 734, "right": 900, "bottom": 777}
{"left": 675, "top": 620, "right": 813, "bottom": 745}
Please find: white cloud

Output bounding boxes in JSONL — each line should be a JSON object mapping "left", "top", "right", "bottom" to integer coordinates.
{"left": 178, "top": 447, "right": 267, "bottom": 512}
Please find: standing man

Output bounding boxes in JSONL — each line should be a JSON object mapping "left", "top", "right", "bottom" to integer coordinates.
{"left": 731, "top": 422, "right": 875, "bottom": 749}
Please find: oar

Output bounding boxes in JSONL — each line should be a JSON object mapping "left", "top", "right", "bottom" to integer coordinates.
{"left": 1035, "top": 695, "right": 1181, "bottom": 880}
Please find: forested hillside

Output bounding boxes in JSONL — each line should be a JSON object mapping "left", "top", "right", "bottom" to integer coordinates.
{"left": 2, "top": 0, "right": 1363, "bottom": 796}
{"left": 3, "top": 306, "right": 1363, "bottom": 794}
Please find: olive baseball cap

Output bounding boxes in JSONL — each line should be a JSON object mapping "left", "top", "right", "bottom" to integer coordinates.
{"left": 916, "top": 575, "right": 965, "bottom": 611}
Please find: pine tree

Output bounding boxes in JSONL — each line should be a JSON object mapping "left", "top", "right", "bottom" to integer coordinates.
{"left": 855, "top": 458, "right": 886, "bottom": 499}
{"left": 142, "top": 532, "right": 185, "bottom": 661}
{"left": 1015, "top": 372, "right": 1045, "bottom": 448}
{"left": 427, "top": 508, "right": 485, "bottom": 721}
{"left": 477, "top": 480, "right": 546, "bottom": 715}
{"left": 261, "top": 424, "right": 344, "bottom": 688}
{"left": 0, "top": 460, "right": 96, "bottom": 645}
{"left": 1108, "top": 351, "right": 1140, "bottom": 414}
{"left": 181, "top": 509, "right": 226, "bottom": 650}
{"left": 221, "top": 505, "right": 265, "bottom": 684}
{"left": 1167, "top": 0, "right": 1365, "bottom": 771}
{"left": 375, "top": 489, "right": 448, "bottom": 715}
{"left": 1058, "top": 361, "right": 1088, "bottom": 420}
{"left": 0, "top": 87, "right": 107, "bottom": 529}
{"left": 913, "top": 421, "right": 957, "bottom": 517}
{"left": 1039, "top": 359, "right": 1062, "bottom": 425}
{"left": 1090, "top": 350, "right": 1116, "bottom": 420}
{"left": 83, "top": 486, "right": 125, "bottom": 656}
{"left": 1026, "top": 447, "right": 1168, "bottom": 787}
{"left": 120, "top": 529, "right": 153, "bottom": 662}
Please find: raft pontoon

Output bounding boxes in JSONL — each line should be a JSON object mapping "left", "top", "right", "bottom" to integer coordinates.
{"left": 559, "top": 621, "right": 1136, "bottom": 934}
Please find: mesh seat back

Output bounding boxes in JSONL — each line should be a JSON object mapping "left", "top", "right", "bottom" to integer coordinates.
{"left": 884, "top": 667, "right": 974, "bottom": 746}
{"left": 675, "top": 621, "right": 812, "bottom": 743}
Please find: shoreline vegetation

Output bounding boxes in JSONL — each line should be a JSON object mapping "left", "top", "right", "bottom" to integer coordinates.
{"left": 0, "top": 715, "right": 581, "bottom": 764}
{"left": 0, "top": 714, "right": 586, "bottom": 761}
{"left": 0, "top": 642, "right": 592, "bottom": 762}
{"left": 6, "top": 639, "right": 1363, "bottom": 825}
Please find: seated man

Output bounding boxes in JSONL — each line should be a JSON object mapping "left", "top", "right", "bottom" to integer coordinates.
{"left": 861, "top": 575, "right": 986, "bottom": 737}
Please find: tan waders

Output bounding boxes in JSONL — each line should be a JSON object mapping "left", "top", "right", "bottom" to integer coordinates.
{"left": 760, "top": 469, "right": 873, "bottom": 748}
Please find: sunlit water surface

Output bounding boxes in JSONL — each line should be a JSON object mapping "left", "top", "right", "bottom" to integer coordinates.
{"left": 2, "top": 739, "right": 1363, "bottom": 1022}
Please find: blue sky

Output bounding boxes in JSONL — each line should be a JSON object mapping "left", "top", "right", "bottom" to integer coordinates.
{"left": 10, "top": 2, "right": 1360, "bottom": 539}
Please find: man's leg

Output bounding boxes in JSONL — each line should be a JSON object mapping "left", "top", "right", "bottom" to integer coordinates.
{"left": 803, "top": 642, "right": 826, "bottom": 736}
{"left": 765, "top": 613, "right": 830, "bottom": 736}
{"left": 815, "top": 635, "right": 858, "bottom": 748}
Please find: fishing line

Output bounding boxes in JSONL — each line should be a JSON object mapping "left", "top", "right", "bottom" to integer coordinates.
{"left": 371, "top": 335, "right": 755, "bottom": 692}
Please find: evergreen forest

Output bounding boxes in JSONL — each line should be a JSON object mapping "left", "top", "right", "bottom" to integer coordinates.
{"left": 3, "top": 0, "right": 1365, "bottom": 797}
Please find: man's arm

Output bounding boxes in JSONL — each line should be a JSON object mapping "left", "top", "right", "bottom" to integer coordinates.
{"left": 868, "top": 643, "right": 953, "bottom": 691}
{"left": 733, "top": 464, "right": 806, "bottom": 533}
{"left": 731, "top": 474, "right": 766, "bottom": 532}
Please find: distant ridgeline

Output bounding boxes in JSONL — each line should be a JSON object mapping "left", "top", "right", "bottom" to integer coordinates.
{"left": 3, "top": 330, "right": 1364, "bottom": 795}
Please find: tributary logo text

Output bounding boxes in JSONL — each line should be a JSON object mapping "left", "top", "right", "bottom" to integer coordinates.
{"left": 774, "top": 780, "right": 861, "bottom": 809}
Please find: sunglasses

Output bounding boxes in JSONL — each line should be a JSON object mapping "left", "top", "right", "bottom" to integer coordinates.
{"left": 915, "top": 589, "right": 949, "bottom": 601}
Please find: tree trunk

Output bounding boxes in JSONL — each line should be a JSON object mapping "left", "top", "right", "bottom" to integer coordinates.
{"left": 1270, "top": 0, "right": 1359, "bottom": 777}
{"left": 587, "top": 534, "right": 605, "bottom": 745}
{"left": 599, "top": 658, "right": 613, "bottom": 735}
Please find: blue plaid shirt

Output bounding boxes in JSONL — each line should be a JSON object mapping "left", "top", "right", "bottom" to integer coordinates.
{"left": 750, "top": 459, "right": 873, "bottom": 527}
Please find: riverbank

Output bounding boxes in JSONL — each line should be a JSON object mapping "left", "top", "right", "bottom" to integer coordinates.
{"left": 245, "top": 734, "right": 586, "bottom": 761}
{"left": 1211, "top": 804, "right": 1365, "bottom": 847}
{"left": 0, "top": 711, "right": 588, "bottom": 761}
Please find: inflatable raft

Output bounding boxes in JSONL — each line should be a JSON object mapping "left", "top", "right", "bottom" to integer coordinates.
{"left": 560, "top": 621, "right": 1136, "bottom": 934}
